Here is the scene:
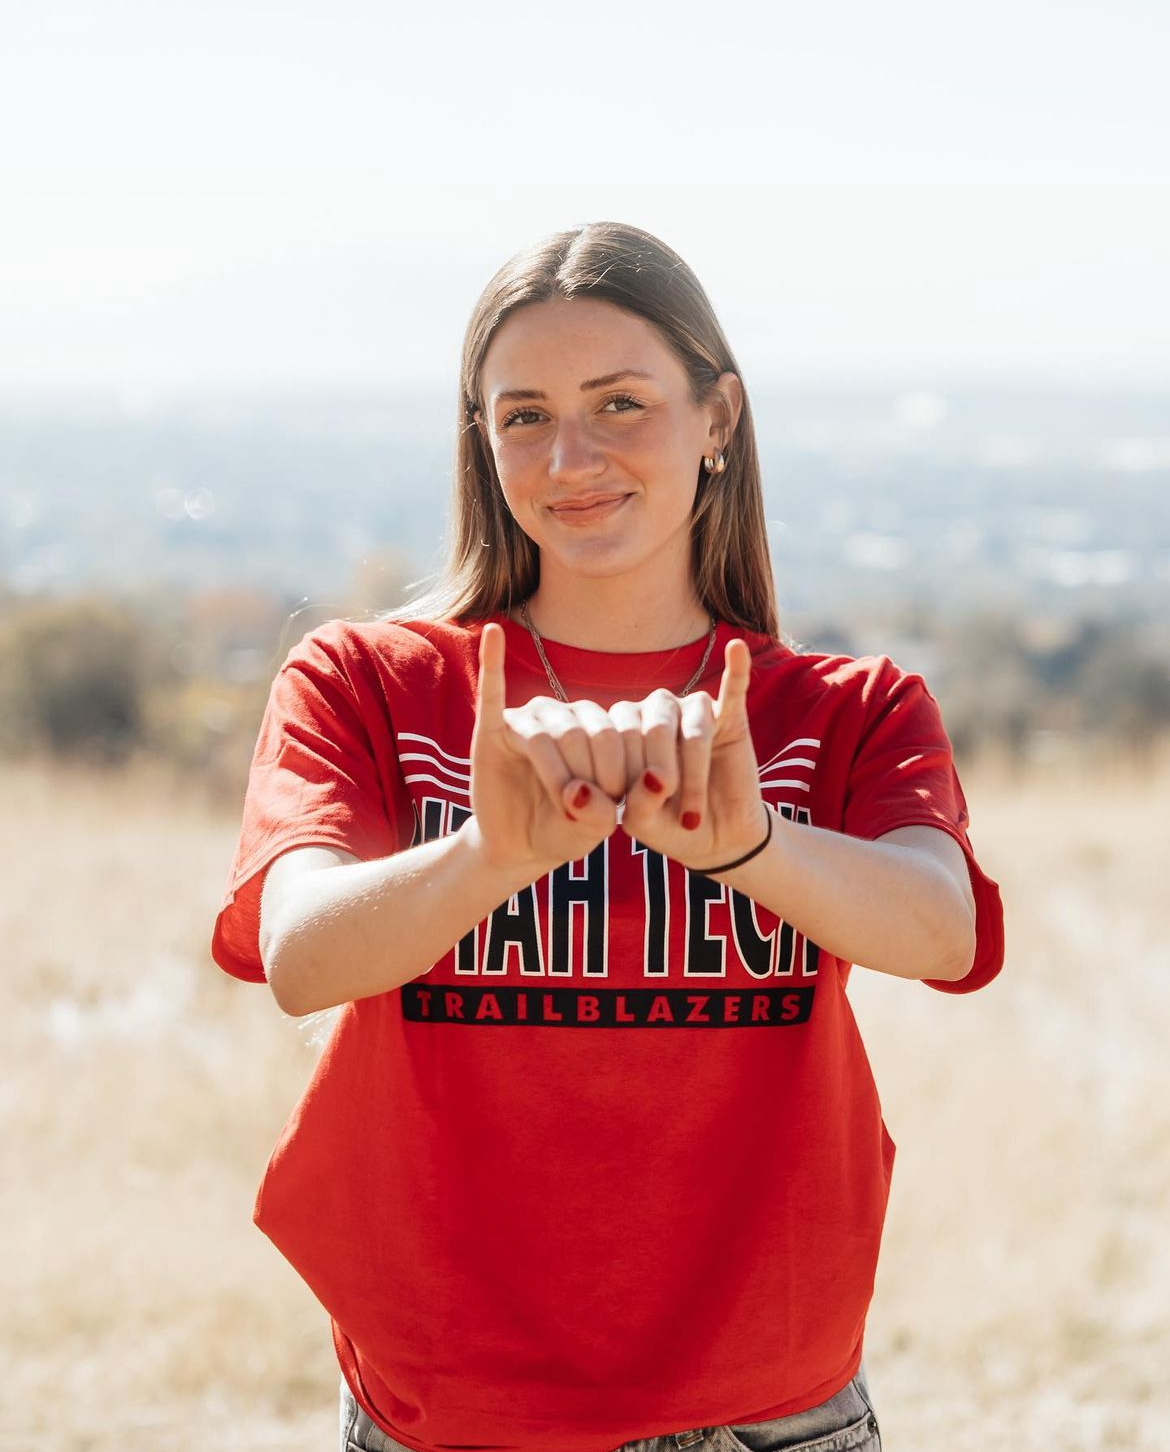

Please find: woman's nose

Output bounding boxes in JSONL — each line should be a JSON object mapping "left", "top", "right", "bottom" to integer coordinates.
{"left": 547, "top": 420, "right": 606, "bottom": 481}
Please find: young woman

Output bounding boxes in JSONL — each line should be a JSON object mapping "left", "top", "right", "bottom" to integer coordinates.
{"left": 212, "top": 221, "right": 1004, "bottom": 1452}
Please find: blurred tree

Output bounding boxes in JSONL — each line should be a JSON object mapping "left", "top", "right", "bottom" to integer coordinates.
{"left": 934, "top": 611, "right": 1036, "bottom": 760}
{"left": 1074, "top": 627, "right": 1170, "bottom": 749}
{"left": 0, "top": 597, "right": 145, "bottom": 762}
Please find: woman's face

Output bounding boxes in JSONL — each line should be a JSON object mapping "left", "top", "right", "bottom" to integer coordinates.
{"left": 477, "top": 296, "right": 740, "bottom": 599}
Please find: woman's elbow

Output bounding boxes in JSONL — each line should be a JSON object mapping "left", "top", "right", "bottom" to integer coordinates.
{"left": 927, "top": 904, "right": 978, "bottom": 982}
{"left": 263, "top": 930, "right": 324, "bottom": 1017}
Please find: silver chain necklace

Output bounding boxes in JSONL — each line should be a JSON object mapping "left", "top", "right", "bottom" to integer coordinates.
{"left": 518, "top": 600, "right": 718, "bottom": 703}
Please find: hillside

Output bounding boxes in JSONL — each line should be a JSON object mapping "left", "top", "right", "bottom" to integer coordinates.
{"left": 3, "top": 757, "right": 1167, "bottom": 1450}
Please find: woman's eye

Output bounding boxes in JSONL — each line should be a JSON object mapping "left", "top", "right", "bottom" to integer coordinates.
{"left": 501, "top": 408, "right": 543, "bottom": 428}
{"left": 602, "top": 394, "right": 643, "bottom": 414}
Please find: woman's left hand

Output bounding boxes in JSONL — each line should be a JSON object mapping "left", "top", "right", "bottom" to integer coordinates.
{"left": 616, "top": 638, "right": 768, "bottom": 873}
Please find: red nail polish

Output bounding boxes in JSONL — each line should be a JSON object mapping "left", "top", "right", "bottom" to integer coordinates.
{"left": 564, "top": 811, "right": 576, "bottom": 822}
{"left": 681, "top": 810, "right": 701, "bottom": 830}
{"left": 644, "top": 770, "right": 664, "bottom": 793}
{"left": 572, "top": 784, "right": 591, "bottom": 810}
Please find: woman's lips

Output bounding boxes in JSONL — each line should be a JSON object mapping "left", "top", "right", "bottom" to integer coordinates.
{"left": 547, "top": 493, "right": 630, "bottom": 524}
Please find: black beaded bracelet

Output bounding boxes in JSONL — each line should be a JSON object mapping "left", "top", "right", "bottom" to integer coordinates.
{"left": 699, "top": 804, "right": 774, "bottom": 875}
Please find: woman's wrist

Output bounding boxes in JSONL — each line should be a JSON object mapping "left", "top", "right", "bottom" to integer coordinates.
{"left": 457, "top": 815, "right": 564, "bottom": 897}
{"left": 694, "top": 803, "right": 775, "bottom": 878}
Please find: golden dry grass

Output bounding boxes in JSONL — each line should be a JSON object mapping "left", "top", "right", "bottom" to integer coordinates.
{"left": 851, "top": 755, "right": 1170, "bottom": 1450}
{"left": 2, "top": 755, "right": 1168, "bottom": 1450}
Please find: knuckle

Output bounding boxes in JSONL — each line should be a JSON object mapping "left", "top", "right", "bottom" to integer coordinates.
{"left": 553, "top": 722, "right": 588, "bottom": 749}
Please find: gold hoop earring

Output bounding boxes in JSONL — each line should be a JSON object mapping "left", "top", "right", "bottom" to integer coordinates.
{"left": 702, "top": 450, "right": 726, "bottom": 475}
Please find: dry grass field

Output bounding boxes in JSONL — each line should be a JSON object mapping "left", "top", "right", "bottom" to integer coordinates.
{"left": 3, "top": 754, "right": 1168, "bottom": 1451}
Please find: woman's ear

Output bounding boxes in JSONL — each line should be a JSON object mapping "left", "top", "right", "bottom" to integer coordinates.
{"left": 709, "top": 372, "right": 744, "bottom": 446}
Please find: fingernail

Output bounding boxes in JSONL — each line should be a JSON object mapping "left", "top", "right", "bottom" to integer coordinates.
{"left": 572, "top": 784, "right": 591, "bottom": 810}
{"left": 643, "top": 770, "right": 665, "bottom": 793}
{"left": 681, "top": 810, "right": 701, "bottom": 830}
{"left": 564, "top": 810, "right": 576, "bottom": 822}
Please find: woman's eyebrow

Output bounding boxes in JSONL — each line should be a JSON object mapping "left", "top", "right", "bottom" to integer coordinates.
{"left": 579, "top": 368, "right": 654, "bottom": 392}
{"left": 492, "top": 369, "right": 654, "bottom": 407}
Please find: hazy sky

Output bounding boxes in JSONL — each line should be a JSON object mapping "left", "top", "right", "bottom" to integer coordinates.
{"left": 3, "top": 0, "right": 1167, "bottom": 393}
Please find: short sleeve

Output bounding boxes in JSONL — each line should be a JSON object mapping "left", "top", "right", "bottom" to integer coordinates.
{"left": 842, "top": 659, "right": 1004, "bottom": 994}
{"left": 210, "top": 622, "right": 407, "bottom": 984}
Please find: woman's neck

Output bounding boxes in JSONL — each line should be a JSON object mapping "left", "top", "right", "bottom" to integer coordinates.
{"left": 517, "top": 574, "right": 711, "bottom": 653}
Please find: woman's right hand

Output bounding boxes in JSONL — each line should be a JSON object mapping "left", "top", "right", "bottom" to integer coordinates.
{"left": 468, "top": 623, "right": 622, "bottom": 875}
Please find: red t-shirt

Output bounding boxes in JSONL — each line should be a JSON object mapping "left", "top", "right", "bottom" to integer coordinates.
{"left": 212, "top": 613, "right": 1003, "bottom": 1452}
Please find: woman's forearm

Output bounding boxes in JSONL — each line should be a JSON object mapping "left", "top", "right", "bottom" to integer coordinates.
{"left": 264, "top": 823, "right": 554, "bottom": 1016}
{"left": 716, "top": 811, "right": 977, "bottom": 982}
{"left": 266, "top": 805, "right": 974, "bottom": 1015}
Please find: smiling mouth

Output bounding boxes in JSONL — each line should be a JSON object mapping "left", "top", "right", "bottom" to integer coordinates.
{"left": 548, "top": 493, "right": 631, "bottom": 520}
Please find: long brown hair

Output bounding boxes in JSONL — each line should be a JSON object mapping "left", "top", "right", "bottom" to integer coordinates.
{"left": 401, "top": 221, "right": 778, "bottom": 637}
